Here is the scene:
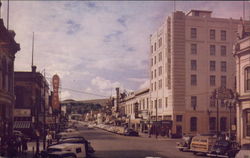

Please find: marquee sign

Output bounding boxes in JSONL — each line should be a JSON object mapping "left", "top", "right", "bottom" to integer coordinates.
{"left": 52, "top": 74, "right": 60, "bottom": 110}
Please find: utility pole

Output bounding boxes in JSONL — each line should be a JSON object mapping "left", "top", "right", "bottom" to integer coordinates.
{"left": 155, "top": 100, "right": 158, "bottom": 139}
{"left": 43, "top": 69, "right": 46, "bottom": 150}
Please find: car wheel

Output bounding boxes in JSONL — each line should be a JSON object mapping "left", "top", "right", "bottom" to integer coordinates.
{"left": 193, "top": 152, "right": 197, "bottom": 155}
{"left": 179, "top": 148, "right": 183, "bottom": 152}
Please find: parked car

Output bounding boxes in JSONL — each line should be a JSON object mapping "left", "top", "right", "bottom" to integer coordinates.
{"left": 45, "top": 143, "right": 86, "bottom": 158}
{"left": 235, "top": 143, "right": 250, "bottom": 158}
{"left": 207, "top": 140, "right": 240, "bottom": 158}
{"left": 176, "top": 135, "right": 194, "bottom": 152}
{"left": 45, "top": 151, "right": 77, "bottom": 158}
{"left": 58, "top": 136, "right": 95, "bottom": 156}
{"left": 190, "top": 135, "right": 217, "bottom": 155}
{"left": 124, "top": 129, "right": 139, "bottom": 136}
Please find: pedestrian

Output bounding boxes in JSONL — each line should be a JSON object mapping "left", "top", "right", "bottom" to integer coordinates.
{"left": 22, "top": 137, "right": 28, "bottom": 154}
{"left": 46, "top": 132, "right": 52, "bottom": 147}
{"left": 225, "top": 133, "right": 230, "bottom": 141}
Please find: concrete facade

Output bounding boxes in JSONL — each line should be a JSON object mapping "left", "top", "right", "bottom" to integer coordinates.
{"left": 150, "top": 10, "right": 242, "bottom": 136}
{"left": 0, "top": 19, "right": 20, "bottom": 138}
{"left": 234, "top": 22, "right": 250, "bottom": 145}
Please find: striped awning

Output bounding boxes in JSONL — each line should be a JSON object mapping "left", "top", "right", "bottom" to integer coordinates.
{"left": 13, "top": 121, "right": 31, "bottom": 129}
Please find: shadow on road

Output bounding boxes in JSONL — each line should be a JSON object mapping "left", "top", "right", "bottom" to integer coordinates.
{"left": 92, "top": 150, "right": 168, "bottom": 158}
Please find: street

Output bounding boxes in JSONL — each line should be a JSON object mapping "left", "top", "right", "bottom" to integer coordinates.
{"left": 76, "top": 125, "right": 207, "bottom": 158}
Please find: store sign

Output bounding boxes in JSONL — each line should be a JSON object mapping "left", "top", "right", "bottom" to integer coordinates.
{"left": 52, "top": 74, "right": 60, "bottom": 110}
{"left": 14, "top": 109, "right": 31, "bottom": 117}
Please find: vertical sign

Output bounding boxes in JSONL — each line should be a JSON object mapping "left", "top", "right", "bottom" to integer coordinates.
{"left": 52, "top": 74, "right": 60, "bottom": 111}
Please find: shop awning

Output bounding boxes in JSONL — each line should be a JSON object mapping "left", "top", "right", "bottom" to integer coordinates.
{"left": 13, "top": 121, "right": 32, "bottom": 129}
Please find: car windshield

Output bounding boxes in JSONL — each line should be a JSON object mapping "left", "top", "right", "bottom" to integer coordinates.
{"left": 215, "top": 141, "right": 229, "bottom": 147}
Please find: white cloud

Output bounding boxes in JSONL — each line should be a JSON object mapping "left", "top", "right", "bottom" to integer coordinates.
{"left": 61, "top": 90, "right": 71, "bottom": 100}
{"left": 91, "top": 76, "right": 123, "bottom": 91}
{"left": 139, "top": 80, "right": 149, "bottom": 89}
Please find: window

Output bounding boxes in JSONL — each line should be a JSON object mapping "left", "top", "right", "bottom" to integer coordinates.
{"left": 210, "top": 75, "right": 216, "bottom": 86}
{"left": 158, "top": 66, "right": 162, "bottom": 76}
{"left": 76, "top": 148, "right": 82, "bottom": 153}
{"left": 191, "top": 60, "right": 197, "bottom": 70}
{"left": 154, "top": 69, "right": 157, "bottom": 78}
{"left": 221, "top": 30, "right": 226, "bottom": 41}
{"left": 191, "top": 96, "right": 197, "bottom": 110}
{"left": 220, "top": 117, "right": 227, "bottom": 131}
{"left": 154, "top": 42, "right": 156, "bottom": 51}
{"left": 165, "top": 97, "right": 168, "bottom": 108}
{"left": 151, "top": 58, "right": 153, "bottom": 66}
{"left": 190, "top": 117, "right": 197, "bottom": 131}
{"left": 191, "top": 28, "right": 197, "bottom": 39}
{"left": 159, "top": 79, "right": 162, "bottom": 89}
{"left": 246, "top": 111, "right": 250, "bottom": 136}
{"left": 151, "top": 71, "right": 153, "bottom": 79}
{"left": 210, "top": 29, "right": 215, "bottom": 40}
{"left": 154, "top": 99, "right": 157, "bottom": 109}
{"left": 191, "top": 44, "right": 197, "bottom": 54}
{"left": 154, "top": 56, "right": 156, "bottom": 64}
{"left": 176, "top": 115, "right": 183, "bottom": 122}
{"left": 151, "top": 83, "right": 153, "bottom": 91}
{"left": 209, "top": 117, "right": 216, "bottom": 131}
{"left": 154, "top": 82, "right": 157, "bottom": 91}
{"left": 221, "top": 100, "right": 225, "bottom": 107}
{"left": 151, "top": 45, "right": 153, "bottom": 53}
{"left": 221, "top": 61, "right": 227, "bottom": 72}
{"left": 210, "top": 45, "right": 216, "bottom": 56}
{"left": 245, "top": 67, "right": 250, "bottom": 91}
{"left": 210, "top": 61, "right": 216, "bottom": 71}
{"left": 159, "top": 52, "right": 162, "bottom": 62}
{"left": 158, "top": 38, "right": 162, "bottom": 48}
{"left": 221, "top": 76, "right": 227, "bottom": 88}
{"left": 159, "top": 99, "right": 162, "bottom": 109}
{"left": 191, "top": 75, "right": 197, "bottom": 86}
{"left": 221, "top": 45, "right": 226, "bottom": 56}
{"left": 194, "top": 11, "right": 199, "bottom": 16}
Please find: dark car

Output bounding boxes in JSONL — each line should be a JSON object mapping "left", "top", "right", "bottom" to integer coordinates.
{"left": 124, "top": 129, "right": 139, "bottom": 136}
{"left": 207, "top": 140, "right": 240, "bottom": 158}
{"left": 176, "top": 135, "right": 194, "bottom": 152}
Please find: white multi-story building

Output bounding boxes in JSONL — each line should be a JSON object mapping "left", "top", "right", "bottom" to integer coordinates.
{"left": 234, "top": 22, "right": 250, "bottom": 145}
{"left": 150, "top": 10, "right": 242, "bottom": 136}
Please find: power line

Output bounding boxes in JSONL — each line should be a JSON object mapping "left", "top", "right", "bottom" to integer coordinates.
{"left": 61, "top": 87, "right": 108, "bottom": 98}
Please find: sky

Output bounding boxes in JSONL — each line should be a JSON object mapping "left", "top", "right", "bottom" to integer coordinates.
{"left": 1, "top": 1, "right": 249, "bottom": 101}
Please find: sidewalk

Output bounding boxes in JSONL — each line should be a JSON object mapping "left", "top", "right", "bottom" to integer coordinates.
{"left": 139, "top": 132, "right": 178, "bottom": 141}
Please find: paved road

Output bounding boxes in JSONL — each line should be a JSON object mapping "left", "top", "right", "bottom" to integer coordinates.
{"left": 76, "top": 125, "right": 207, "bottom": 158}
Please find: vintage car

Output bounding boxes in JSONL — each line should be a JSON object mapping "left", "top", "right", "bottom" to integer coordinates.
{"left": 58, "top": 136, "right": 95, "bottom": 156}
{"left": 207, "top": 140, "right": 240, "bottom": 158}
{"left": 176, "top": 135, "right": 194, "bottom": 152}
{"left": 190, "top": 135, "right": 217, "bottom": 155}
{"left": 46, "top": 151, "right": 77, "bottom": 158}
{"left": 46, "top": 143, "right": 86, "bottom": 158}
{"left": 124, "top": 129, "right": 139, "bottom": 136}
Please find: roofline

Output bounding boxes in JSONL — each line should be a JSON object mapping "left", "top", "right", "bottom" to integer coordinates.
{"left": 186, "top": 10, "right": 212, "bottom": 16}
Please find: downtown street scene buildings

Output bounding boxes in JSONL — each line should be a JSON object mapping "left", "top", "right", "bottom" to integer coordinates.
{"left": 0, "top": 1, "right": 250, "bottom": 158}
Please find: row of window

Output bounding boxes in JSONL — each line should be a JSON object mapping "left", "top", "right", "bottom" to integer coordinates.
{"left": 150, "top": 98, "right": 168, "bottom": 110}
{"left": 191, "top": 60, "right": 227, "bottom": 72}
{"left": 191, "top": 75, "right": 227, "bottom": 86}
{"left": 151, "top": 37, "right": 163, "bottom": 53}
{"left": 151, "top": 52, "right": 163, "bottom": 66}
{"left": 191, "top": 28, "right": 227, "bottom": 41}
{"left": 191, "top": 44, "right": 227, "bottom": 56}
{"left": 189, "top": 116, "right": 227, "bottom": 132}
{"left": 151, "top": 79, "right": 163, "bottom": 91}
{"left": 151, "top": 66, "right": 163, "bottom": 79}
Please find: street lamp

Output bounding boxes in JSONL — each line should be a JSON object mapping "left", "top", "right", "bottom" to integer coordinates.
{"left": 223, "top": 90, "right": 238, "bottom": 139}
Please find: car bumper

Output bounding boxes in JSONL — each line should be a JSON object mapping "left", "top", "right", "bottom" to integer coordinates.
{"left": 207, "top": 153, "right": 229, "bottom": 158}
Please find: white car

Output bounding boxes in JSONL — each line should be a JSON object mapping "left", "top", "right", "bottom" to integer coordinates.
{"left": 235, "top": 143, "right": 250, "bottom": 158}
{"left": 47, "top": 143, "right": 86, "bottom": 158}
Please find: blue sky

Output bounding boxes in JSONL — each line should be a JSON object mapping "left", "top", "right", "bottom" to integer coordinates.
{"left": 1, "top": 1, "right": 249, "bottom": 100}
